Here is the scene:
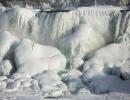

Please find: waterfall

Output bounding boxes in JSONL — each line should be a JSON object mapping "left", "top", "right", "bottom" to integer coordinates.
{"left": 115, "top": 11, "right": 130, "bottom": 43}
{"left": 95, "top": 0, "right": 97, "bottom": 6}
{"left": 0, "top": 6, "right": 124, "bottom": 68}
{"left": 0, "top": 6, "right": 121, "bottom": 46}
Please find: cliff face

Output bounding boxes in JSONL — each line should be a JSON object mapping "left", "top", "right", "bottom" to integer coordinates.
{"left": 0, "top": 0, "right": 130, "bottom": 9}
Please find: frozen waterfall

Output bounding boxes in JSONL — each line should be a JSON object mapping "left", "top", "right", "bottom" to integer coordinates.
{"left": 0, "top": 6, "right": 130, "bottom": 97}
{"left": 0, "top": 6, "right": 123, "bottom": 68}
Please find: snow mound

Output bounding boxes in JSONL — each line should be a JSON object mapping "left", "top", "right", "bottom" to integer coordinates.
{"left": 15, "top": 38, "right": 66, "bottom": 76}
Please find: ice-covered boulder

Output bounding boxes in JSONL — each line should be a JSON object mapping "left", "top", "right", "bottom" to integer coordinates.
{"left": 0, "top": 60, "right": 13, "bottom": 76}
{"left": 112, "top": 58, "right": 130, "bottom": 80}
{"left": 15, "top": 38, "right": 66, "bottom": 76}
{"left": 33, "top": 71, "right": 67, "bottom": 97}
{"left": 61, "top": 69, "right": 84, "bottom": 93}
{"left": 61, "top": 69, "right": 82, "bottom": 79}
{"left": 81, "top": 43, "right": 130, "bottom": 93}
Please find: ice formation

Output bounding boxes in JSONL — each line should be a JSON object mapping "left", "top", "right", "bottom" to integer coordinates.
{"left": 0, "top": 6, "right": 129, "bottom": 98}
{"left": 0, "top": 6, "right": 121, "bottom": 68}
{"left": 15, "top": 38, "right": 66, "bottom": 76}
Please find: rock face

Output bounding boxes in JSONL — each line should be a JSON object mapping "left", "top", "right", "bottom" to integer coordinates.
{"left": 15, "top": 38, "right": 66, "bottom": 76}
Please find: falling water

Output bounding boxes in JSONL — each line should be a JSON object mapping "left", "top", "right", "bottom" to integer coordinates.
{"left": 95, "top": 0, "right": 97, "bottom": 6}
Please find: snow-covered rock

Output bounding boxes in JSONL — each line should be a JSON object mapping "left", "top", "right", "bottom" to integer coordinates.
{"left": 11, "top": 72, "right": 31, "bottom": 81}
{"left": 112, "top": 58, "right": 130, "bottom": 80}
{"left": 0, "top": 60, "right": 13, "bottom": 76}
{"left": 15, "top": 38, "right": 66, "bottom": 76}
{"left": 33, "top": 71, "right": 68, "bottom": 97}
{"left": 61, "top": 69, "right": 84, "bottom": 93}
{"left": 61, "top": 69, "right": 82, "bottom": 79}
{"left": 81, "top": 43, "right": 130, "bottom": 93}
